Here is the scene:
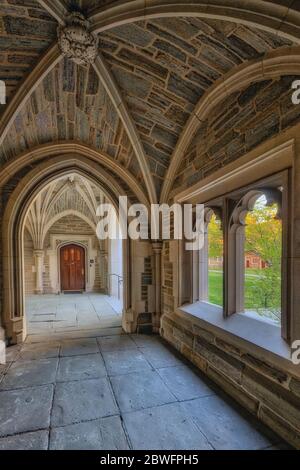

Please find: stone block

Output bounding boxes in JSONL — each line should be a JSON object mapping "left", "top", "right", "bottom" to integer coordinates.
{"left": 193, "top": 324, "right": 215, "bottom": 344}
{"left": 173, "top": 326, "right": 193, "bottom": 348}
{"left": 192, "top": 352, "right": 207, "bottom": 372}
{"left": 118, "top": 48, "right": 168, "bottom": 79}
{"left": 259, "top": 405, "right": 300, "bottom": 449}
{"left": 242, "top": 368, "right": 300, "bottom": 431}
{"left": 206, "top": 365, "right": 259, "bottom": 415}
{"left": 194, "top": 337, "right": 244, "bottom": 383}
{"left": 181, "top": 343, "right": 193, "bottom": 361}
{"left": 290, "top": 377, "right": 300, "bottom": 398}
{"left": 168, "top": 74, "right": 200, "bottom": 105}
{"left": 215, "top": 338, "right": 241, "bottom": 358}
{"left": 241, "top": 353, "right": 288, "bottom": 385}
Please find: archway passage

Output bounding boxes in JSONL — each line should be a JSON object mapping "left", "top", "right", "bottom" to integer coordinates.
{"left": 1, "top": 0, "right": 300, "bottom": 451}
{"left": 60, "top": 244, "right": 86, "bottom": 293}
{"left": 18, "top": 170, "right": 126, "bottom": 341}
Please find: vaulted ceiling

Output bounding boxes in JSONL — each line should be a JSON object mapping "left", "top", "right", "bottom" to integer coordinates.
{"left": 25, "top": 173, "right": 107, "bottom": 249}
{"left": 1, "top": 0, "right": 300, "bottom": 204}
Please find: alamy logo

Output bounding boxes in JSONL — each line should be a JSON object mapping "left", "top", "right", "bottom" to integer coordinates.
{"left": 0, "top": 80, "right": 6, "bottom": 105}
{"left": 96, "top": 197, "right": 205, "bottom": 251}
{"left": 291, "top": 80, "right": 300, "bottom": 105}
{"left": 291, "top": 340, "right": 300, "bottom": 365}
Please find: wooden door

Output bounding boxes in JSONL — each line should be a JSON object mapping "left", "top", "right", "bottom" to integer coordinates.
{"left": 60, "top": 244, "right": 85, "bottom": 292}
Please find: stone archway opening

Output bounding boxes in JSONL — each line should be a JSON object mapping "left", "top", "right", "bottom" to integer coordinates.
{"left": 1, "top": 156, "right": 134, "bottom": 344}
{"left": 21, "top": 171, "right": 126, "bottom": 342}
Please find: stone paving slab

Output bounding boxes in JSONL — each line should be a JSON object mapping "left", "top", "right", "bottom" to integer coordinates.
{"left": 50, "top": 416, "right": 129, "bottom": 450}
{"left": 0, "top": 358, "right": 58, "bottom": 391}
{"left": 140, "top": 344, "right": 183, "bottom": 368}
{"left": 0, "top": 430, "right": 49, "bottom": 450}
{"left": 56, "top": 354, "right": 107, "bottom": 382}
{"left": 19, "top": 342, "right": 60, "bottom": 361}
{"left": 60, "top": 338, "right": 100, "bottom": 357}
{"left": 130, "top": 334, "right": 161, "bottom": 348}
{"left": 51, "top": 378, "right": 118, "bottom": 427}
{"left": 123, "top": 402, "right": 213, "bottom": 450}
{"left": 25, "top": 294, "right": 122, "bottom": 337}
{"left": 5, "top": 345, "right": 21, "bottom": 363}
{"left": 0, "top": 332, "right": 288, "bottom": 450}
{"left": 157, "top": 365, "right": 215, "bottom": 401}
{"left": 98, "top": 335, "right": 137, "bottom": 352}
{"left": 102, "top": 349, "right": 152, "bottom": 376}
{"left": 0, "top": 385, "right": 53, "bottom": 437}
{"left": 111, "top": 369, "right": 176, "bottom": 412}
{"left": 182, "top": 395, "right": 276, "bottom": 450}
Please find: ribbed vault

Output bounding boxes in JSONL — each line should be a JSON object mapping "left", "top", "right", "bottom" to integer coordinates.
{"left": 101, "top": 18, "right": 293, "bottom": 193}
{"left": 0, "top": 58, "right": 144, "bottom": 185}
{"left": 1, "top": 0, "right": 300, "bottom": 204}
{"left": 25, "top": 173, "right": 105, "bottom": 249}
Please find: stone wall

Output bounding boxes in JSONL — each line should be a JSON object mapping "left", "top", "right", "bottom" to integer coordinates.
{"left": 161, "top": 121, "right": 300, "bottom": 448}
{"left": 161, "top": 311, "right": 300, "bottom": 448}
{"left": 174, "top": 75, "right": 300, "bottom": 191}
{"left": 0, "top": 0, "right": 56, "bottom": 102}
{"left": 24, "top": 215, "right": 104, "bottom": 295}
{"left": 24, "top": 229, "right": 35, "bottom": 295}
{"left": 101, "top": 18, "right": 292, "bottom": 196}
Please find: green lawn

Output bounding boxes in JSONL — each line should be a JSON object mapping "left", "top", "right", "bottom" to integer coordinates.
{"left": 208, "top": 269, "right": 223, "bottom": 306}
{"left": 208, "top": 269, "right": 280, "bottom": 310}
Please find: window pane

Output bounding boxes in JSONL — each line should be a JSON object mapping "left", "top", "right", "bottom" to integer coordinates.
{"left": 208, "top": 214, "right": 223, "bottom": 306}
{"left": 244, "top": 195, "right": 282, "bottom": 324}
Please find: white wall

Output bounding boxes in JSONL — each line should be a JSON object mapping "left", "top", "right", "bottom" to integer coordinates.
{"left": 109, "top": 237, "right": 123, "bottom": 301}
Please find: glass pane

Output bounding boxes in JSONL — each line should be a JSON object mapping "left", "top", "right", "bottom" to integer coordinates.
{"left": 244, "top": 195, "right": 282, "bottom": 324}
{"left": 208, "top": 214, "right": 223, "bottom": 307}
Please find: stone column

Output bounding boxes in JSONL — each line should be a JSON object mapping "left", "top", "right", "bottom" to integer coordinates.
{"left": 34, "top": 250, "right": 44, "bottom": 294}
{"left": 153, "top": 241, "right": 163, "bottom": 332}
{"left": 0, "top": 327, "right": 5, "bottom": 364}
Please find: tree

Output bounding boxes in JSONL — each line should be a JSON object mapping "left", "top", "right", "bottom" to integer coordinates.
{"left": 244, "top": 197, "right": 282, "bottom": 322}
{"left": 208, "top": 214, "right": 223, "bottom": 259}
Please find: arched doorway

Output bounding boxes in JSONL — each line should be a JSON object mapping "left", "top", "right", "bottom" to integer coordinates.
{"left": 60, "top": 244, "right": 86, "bottom": 293}
{"left": 0, "top": 150, "right": 150, "bottom": 343}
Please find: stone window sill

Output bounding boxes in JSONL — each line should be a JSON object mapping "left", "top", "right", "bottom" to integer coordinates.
{"left": 177, "top": 301, "right": 292, "bottom": 364}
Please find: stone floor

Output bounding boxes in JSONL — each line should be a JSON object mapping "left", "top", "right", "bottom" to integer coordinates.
{"left": 25, "top": 294, "right": 122, "bottom": 340}
{"left": 0, "top": 333, "right": 290, "bottom": 450}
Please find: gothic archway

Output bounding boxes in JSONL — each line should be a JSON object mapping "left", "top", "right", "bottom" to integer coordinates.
{"left": 1, "top": 154, "right": 135, "bottom": 343}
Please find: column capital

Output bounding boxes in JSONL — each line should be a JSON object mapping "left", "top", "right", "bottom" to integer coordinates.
{"left": 152, "top": 241, "right": 163, "bottom": 253}
{"left": 33, "top": 249, "right": 44, "bottom": 257}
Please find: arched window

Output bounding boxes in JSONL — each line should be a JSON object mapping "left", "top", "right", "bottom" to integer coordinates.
{"left": 228, "top": 188, "right": 282, "bottom": 323}
{"left": 208, "top": 213, "right": 223, "bottom": 307}
{"left": 244, "top": 194, "right": 282, "bottom": 324}
{"left": 196, "top": 207, "right": 223, "bottom": 307}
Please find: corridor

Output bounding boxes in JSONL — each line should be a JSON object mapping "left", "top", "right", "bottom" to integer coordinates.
{"left": 0, "top": 333, "right": 289, "bottom": 450}
{"left": 25, "top": 294, "right": 122, "bottom": 341}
